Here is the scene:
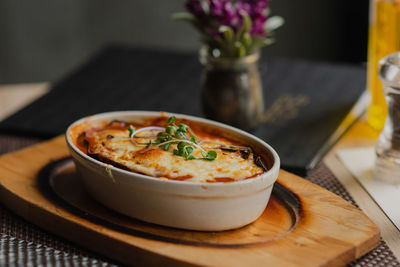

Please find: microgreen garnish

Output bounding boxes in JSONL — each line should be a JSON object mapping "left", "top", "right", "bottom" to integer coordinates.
{"left": 206, "top": 150, "right": 217, "bottom": 160}
{"left": 190, "top": 134, "right": 197, "bottom": 144}
{"left": 146, "top": 139, "right": 160, "bottom": 147}
{"left": 202, "top": 150, "right": 218, "bottom": 161}
{"left": 167, "top": 116, "right": 176, "bottom": 124}
{"left": 179, "top": 123, "right": 189, "bottom": 132}
{"left": 186, "top": 155, "right": 196, "bottom": 160}
{"left": 166, "top": 126, "right": 176, "bottom": 135}
{"left": 174, "top": 130, "right": 186, "bottom": 139}
{"left": 128, "top": 125, "right": 136, "bottom": 137}
{"left": 127, "top": 116, "right": 218, "bottom": 161}
{"left": 163, "top": 143, "right": 171, "bottom": 151}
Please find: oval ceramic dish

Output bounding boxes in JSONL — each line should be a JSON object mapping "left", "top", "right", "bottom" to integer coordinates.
{"left": 66, "top": 111, "right": 280, "bottom": 231}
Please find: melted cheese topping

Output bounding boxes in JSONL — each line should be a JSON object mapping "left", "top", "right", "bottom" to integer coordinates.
{"left": 81, "top": 124, "right": 265, "bottom": 183}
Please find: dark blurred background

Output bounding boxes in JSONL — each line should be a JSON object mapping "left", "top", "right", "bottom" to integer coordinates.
{"left": 0, "top": 0, "right": 369, "bottom": 84}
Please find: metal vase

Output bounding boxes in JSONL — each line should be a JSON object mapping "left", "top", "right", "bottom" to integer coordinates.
{"left": 200, "top": 48, "right": 264, "bottom": 131}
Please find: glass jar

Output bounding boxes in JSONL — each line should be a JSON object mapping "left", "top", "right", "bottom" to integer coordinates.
{"left": 199, "top": 47, "right": 264, "bottom": 131}
{"left": 374, "top": 52, "right": 400, "bottom": 183}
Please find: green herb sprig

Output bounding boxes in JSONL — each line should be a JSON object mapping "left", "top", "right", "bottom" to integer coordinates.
{"left": 128, "top": 125, "right": 136, "bottom": 137}
{"left": 128, "top": 116, "right": 217, "bottom": 161}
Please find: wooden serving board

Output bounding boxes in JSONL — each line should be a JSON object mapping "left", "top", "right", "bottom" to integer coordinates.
{"left": 0, "top": 136, "right": 380, "bottom": 266}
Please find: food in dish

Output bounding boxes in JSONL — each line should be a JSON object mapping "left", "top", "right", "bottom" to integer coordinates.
{"left": 66, "top": 111, "right": 280, "bottom": 231}
{"left": 75, "top": 115, "right": 267, "bottom": 183}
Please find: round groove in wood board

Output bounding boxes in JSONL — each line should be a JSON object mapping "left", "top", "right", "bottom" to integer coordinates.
{"left": 38, "top": 157, "right": 301, "bottom": 248}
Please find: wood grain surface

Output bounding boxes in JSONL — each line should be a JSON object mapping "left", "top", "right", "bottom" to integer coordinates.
{"left": 41, "top": 158, "right": 299, "bottom": 247}
{"left": 0, "top": 136, "right": 380, "bottom": 266}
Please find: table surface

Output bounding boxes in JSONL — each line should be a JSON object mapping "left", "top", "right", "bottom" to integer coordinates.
{"left": 1, "top": 82, "right": 399, "bottom": 262}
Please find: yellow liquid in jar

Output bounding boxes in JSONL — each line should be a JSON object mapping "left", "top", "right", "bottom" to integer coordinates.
{"left": 367, "top": 0, "right": 400, "bottom": 130}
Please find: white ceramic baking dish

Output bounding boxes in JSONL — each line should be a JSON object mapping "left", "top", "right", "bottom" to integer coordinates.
{"left": 66, "top": 111, "right": 280, "bottom": 231}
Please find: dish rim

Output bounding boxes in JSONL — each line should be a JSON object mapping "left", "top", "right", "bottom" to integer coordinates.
{"left": 66, "top": 110, "right": 280, "bottom": 187}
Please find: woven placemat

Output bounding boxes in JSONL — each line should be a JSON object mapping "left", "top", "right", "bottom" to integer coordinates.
{"left": 0, "top": 134, "right": 398, "bottom": 266}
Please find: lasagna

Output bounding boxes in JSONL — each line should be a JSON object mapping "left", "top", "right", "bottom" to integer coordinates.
{"left": 75, "top": 117, "right": 266, "bottom": 183}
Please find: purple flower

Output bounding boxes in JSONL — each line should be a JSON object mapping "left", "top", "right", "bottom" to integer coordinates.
{"left": 210, "top": 0, "right": 224, "bottom": 16}
{"left": 240, "top": 0, "right": 270, "bottom": 36}
{"left": 185, "top": 0, "right": 271, "bottom": 37}
{"left": 236, "top": 2, "right": 252, "bottom": 15}
{"left": 210, "top": 0, "right": 242, "bottom": 30}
